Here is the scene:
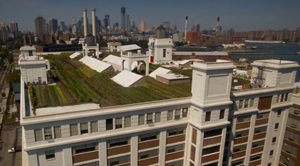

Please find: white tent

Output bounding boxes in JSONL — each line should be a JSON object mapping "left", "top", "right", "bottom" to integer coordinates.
{"left": 149, "top": 67, "right": 171, "bottom": 79}
{"left": 112, "top": 70, "right": 143, "bottom": 87}
{"left": 103, "top": 54, "right": 137, "bottom": 71}
{"left": 69, "top": 52, "right": 81, "bottom": 59}
{"left": 119, "top": 44, "right": 141, "bottom": 52}
{"left": 79, "top": 56, "right": 112, "bottom": 73}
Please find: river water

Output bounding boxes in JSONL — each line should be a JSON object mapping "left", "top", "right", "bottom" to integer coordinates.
{"left": 229, "top": 43, "right": 300, "bottom": 82}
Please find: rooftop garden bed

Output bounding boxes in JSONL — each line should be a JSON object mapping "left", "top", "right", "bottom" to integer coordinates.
{"left": 30, "top": 53, "right": 191, "bottom": 108}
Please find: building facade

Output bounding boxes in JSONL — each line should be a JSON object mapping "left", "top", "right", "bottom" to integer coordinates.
{"left": 20, "top": 59, "right": 298, "bottom": 166}
{"left": 279, "top": 92, "right": 300, "bottom": 166}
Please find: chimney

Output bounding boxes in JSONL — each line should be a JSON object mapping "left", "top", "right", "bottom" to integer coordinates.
{"left": 83, "top": 8, "right": 87, "bottom": 37}
{"left": 92, "top": 8, "right": 96, "bottom": 37}
{"left": 184, "top": 16, "right": 188, "bottom": 42}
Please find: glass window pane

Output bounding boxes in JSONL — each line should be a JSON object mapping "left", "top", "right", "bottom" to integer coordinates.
{"left": 175, "top": 109, "right": 180, "bottom": 120}
{"left": 44, "top": 127, "right": 52, "bottom": 140}
{"left": 34, "top": 129, "right": 43, "bottom": 141}
{"left": 91, "top": 121, "right": 98, "bottom": 133}
{"left": 70, "top": 124, "right": 78, "bottom": 136}
{"left": 155, "top": 112, "right": 161, "bottom": 122}
{"left": 167, "top": 110, "right": 173, "bottom": 121}
{"left": 54, "top": 126, "right": 61, "bottom": 138}
{"left": 138, "top": 114, "right": 145, "bottom": 125}
{"left": 115, "top": 118, "right": 122, "bottom": 129}
{"left": 125, "top": 116, "right": 131, "bottom": 127}
{"left": 80, "top": 123, "right": 88, "bottom": 134}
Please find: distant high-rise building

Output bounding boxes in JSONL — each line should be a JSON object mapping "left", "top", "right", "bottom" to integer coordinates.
{"left": 95, "top": 16, "right": 102, "bottom": 33}
{"left": 0, "top": 22, "right": 9, "bottom": 41}
{"left": 126, "top": 14, "right": 130, "bottom": 31}
{"left": 156, "top": 25, "right": 166, "bottom": 38}
{"left": 60, "top": 21, "right": 66, "bottom": 31}
{"left": 104, "top": 15, "right": 110, "bottom": 29}
{"left": 10, "top": 21, "right": 18, "bottom": 33}
{"left": 163, "top": 21, "right": 170, "bottom": 34}
{"left": 139, "top": 21, "right": 146, "bottom": 32}
{"left": 121, "top": 6, "right": 126, "bottom": 30}
{"left": 34, "top": 16, "right": 47, "bottom": 37}
{"left": 49, "top": 18, "right": 58, "bottom": 34}
{"left": 216, "top": 17, "right": 222, "bottom": 34}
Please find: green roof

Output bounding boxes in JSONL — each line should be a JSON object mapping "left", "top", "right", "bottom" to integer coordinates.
{"left": 29, "top": 54, "right": 191, "bottom": 108}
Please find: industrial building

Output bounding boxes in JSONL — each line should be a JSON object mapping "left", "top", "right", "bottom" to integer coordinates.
{"left": 19, "top": 53, "right": 299, "bottom": 166}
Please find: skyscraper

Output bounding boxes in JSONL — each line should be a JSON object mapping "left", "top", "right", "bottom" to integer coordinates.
{"left": 49, "top": 18, "right": 58, "bottom": 34}
{"left": 34, "top": 16, "right": 47, "bottom": 37}
{"left": 10, "top": 21, "right": 18, "bottom": 33}
{"left": 104, "top": 15, "right": 110, "bottom": 29}
{"left": 121, "top": 6, "right": 126, "bottom": 30}
{"left": 126, "top": 14, "right": 130, "bottom": 31}
{"left": 139, "top": 21, "right": 146, "bottom": 32}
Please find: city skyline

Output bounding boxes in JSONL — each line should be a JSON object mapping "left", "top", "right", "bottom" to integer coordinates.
{"left": 0, "top": 0, "right": 300, "bottom": 32}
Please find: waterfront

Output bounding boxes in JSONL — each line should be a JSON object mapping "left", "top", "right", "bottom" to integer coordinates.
{"left": 229, "top": 43, "right": 300, "bottom": 81}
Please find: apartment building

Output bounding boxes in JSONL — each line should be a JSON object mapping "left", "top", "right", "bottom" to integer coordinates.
{"left": 20, "top": 59, "right": 299, "bottom": 166}
{"left": 279, "top": 92, "right": 300, "bottom": 166}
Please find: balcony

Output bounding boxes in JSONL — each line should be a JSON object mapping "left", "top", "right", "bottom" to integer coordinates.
{"left": 255, "top": 118, "right": 268, "bottom": 126}
{"left": 234, "top": 137, "right": 248, "bottom": 144}
{"left": 165, "top": 151, "right": 184, "bottom": 161}
{"left": 232, "top": 151, "right": 246, "bottom": 159}
{"left": 201, "top": 153, "right": 219, "bottom": 163}
{"left": 166, "top": 134, "right": 185, "bottom": 144}
{"left": 251, "top": 146, "right": 264, "bottom": 154}
{"left": 72, "top": 151, "right": 99, "bottom": 163}
{"left": 253, "top": 133, "right": 266, "bottom": 140}
{"left": 107, "top": 145, "right": 130, "bottom": 156}
{"left": 236, "top": 122, "right": 250, "bottom": 130}
{"left": 138, "top": 139, "right": 159, "bottom": 150}
{"left": 203, "top": 136, "right": 222, "bottom": 147}
{"left": 138, "top": 156, "right": 158, "bottom": 166}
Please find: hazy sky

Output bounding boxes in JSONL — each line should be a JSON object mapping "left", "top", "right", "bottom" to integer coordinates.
{"left": 0, "top": 0, "right": 300, "bottom": 31}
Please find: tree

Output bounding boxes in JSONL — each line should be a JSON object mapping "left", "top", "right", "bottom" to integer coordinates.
{"left": 6, "top": 70, "right": 20, "bottom": 85}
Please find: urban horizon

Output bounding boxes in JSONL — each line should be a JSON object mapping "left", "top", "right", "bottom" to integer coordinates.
{"left": 0, "top": 0, "right": 300, "bottom": 32}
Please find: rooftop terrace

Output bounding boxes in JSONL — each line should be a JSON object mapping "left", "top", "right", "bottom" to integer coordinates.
{"left": 28, "top": 53, "right": 191, "bottom": 109}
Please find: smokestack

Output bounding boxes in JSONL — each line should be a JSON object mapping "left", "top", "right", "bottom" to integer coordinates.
{"left": 83, "top": 8, "right": 87, "bottom": 37}
{"left": 92, "top": 8, "right": 96, "bottom": 37}
{"left": 216, "top": 17, "right": 220, "bottom": 33}
{"left": 184, "top": 16, "right": 188, "bottom": 42}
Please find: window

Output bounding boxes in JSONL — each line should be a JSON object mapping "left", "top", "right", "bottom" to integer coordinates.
{"left": 115, "top": 118, "right": 122, "bottom": 129}
{"left": 257, "top": 112, "right": 269, "bottom": 119}
{"left": 233, "top": 144, "right": 247, "bottom": 152}
{"left": 250, "top": 98, "right": 254, "bottom": 107}
{"left": 54, "top": 126, "right": 61, "bottom": 138}
{"left": 125, "top": 116, "right": 131, "bottom": 127}
{"left": 80, "top": 123, "right": 88, "bottom": 134}
{"left": 166, "top": 144, "right": 184, "bottom": 154}
{"left": 237, "top": 115, "right": 251, "bottom": 122}
{"left": 167, "top": 110, "right": 173, "bottom": 120}
{"left": 175, "top": 109, "right": 181, "bottom": 120}
{"left": 139, "top": 133, "right": 159, "bottom": 142}
{"left": 277, "top": 109, "right": 282, "bottom": 116}
{"left": 167, "top": 128, "right": 185, "bottom": 136}
{"left": 106, "top": 119, "right": 113, "bottom": 130}
{"left": 284, "top": 93, "right": 288, "bottom": 101}
{"left": 205, "top": 111, "right": 211, "bottom": 121}
{"left": 204, "top": 129, "right": 222, "bottom": 138}
{"left": 244, "top": 99, "right": 249, "bottom": 108}
{"left": 272, "top": 137, "right": 276, "bottom": 143}
{"left": 250, "top": 154, "right": 261, "bottom": 161}
{"left": 73, "top": 143, "right": 97, "bottom": 154}
{"left": 163, "top": 49, "right": 166, "bottom": 58}
{"left": 220, "top": 109, "right": 225, "bottom": 119}
{"left": 138, "top": 149, "right": 159, "bottom": 160}
{"left": 107, "top": 155, "right": 130, "bottom": 166}
{"left": 138, "top": 114, "right": 145, "bottom": 125}
{"left": 252, "top": 140, "right": 264, "bottom": 148}
{"left": 34, "top": 129, "right": 43, "bottom": 141}
{"left": 107, "top": 138, "right": 129, "bottom": 148}
{"left": 269, "top": 150, "right": 273, "bottom": 156}
{"left": 202, "top": 146, "right": 220, "bottom": 155}
{"left": 155, "top": 112, "right": 161, "bottom": 122}
{"left": 45, "top": 150, "right": 55, "bottom": 160}
{"left": 146, "top": 113, "right": 153, "bottom": 124}
{"left": 275, "top": 123, "right": 279, "bottom": 129}
{"left": 70, "top": 124, "right": 78, "bottom": 136}
{"left": 90, "top": 121, "right": 98, "bottom": 133}
{"left": 44, "top": 127, "right": 52, "bottom": 140}
{"left": 182, "top": 108, "right": 188, "bottom": 118}
{"left": 239, "top": 100, "right": 243, "bottom": 109}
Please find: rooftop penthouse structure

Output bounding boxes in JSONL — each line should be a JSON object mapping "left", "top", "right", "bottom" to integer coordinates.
{"left": 20, "top": 57, "right": 299, "bottom": 166}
